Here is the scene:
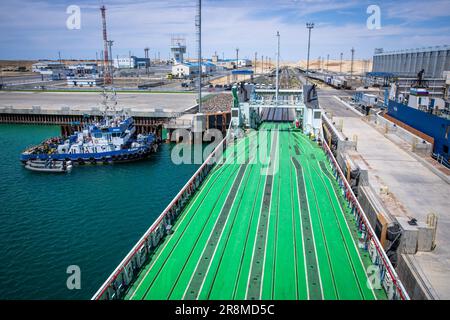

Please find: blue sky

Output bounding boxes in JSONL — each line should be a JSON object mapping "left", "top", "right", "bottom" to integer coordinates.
{"left": 0, "top": 0, "right": 449, "bottom": 61}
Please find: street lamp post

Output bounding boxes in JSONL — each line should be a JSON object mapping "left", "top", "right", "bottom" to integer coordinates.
{"left": 306, "top": 22, "right": 314, "bottom": 83}
{"left": 275, "top": 31, "right": 280, "bottom": 104}
{"left": 196, "top": 0, "right": 202, "bottom": 113}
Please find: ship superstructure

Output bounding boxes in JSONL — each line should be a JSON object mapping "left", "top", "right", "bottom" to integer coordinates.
{"left": 20, "top": 89, "right": 158, "bottom": 165}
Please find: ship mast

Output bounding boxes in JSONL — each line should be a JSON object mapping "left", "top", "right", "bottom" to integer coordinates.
{"left": 100, "top": 5, "right": 112, "bottom": 85}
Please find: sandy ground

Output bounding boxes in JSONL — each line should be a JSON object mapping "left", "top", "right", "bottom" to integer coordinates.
{"left": 296, "top": 59, "right": 372, "bottom": 75}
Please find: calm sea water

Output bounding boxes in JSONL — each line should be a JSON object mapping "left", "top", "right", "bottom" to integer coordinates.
{"left": 0, "top": 124, "right": 200, "bottom": 299}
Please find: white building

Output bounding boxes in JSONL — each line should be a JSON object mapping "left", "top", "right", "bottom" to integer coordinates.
{"left": 66, "top": 78, "right": 104, "bottom": 87}
{"left": 31, "top": 61, "right": 66, "bottom": 80}
{"left": 66, "top": 63, "right": 102, "bottom": 87}
{"left": 32, "top": 61, "right": 65, "bottom": 73}
{"left": 171, "top": 62, "right": 216, "bottom": 78}
{"left": 113, "top": 56, "right": 150, "bottom": 69}
{"left": 67, "top": 63, "right": 99, "bottom": 77}
{"left": 214, "top": 59, "right": 252, "bottom": 70}
{"left": 113, "top": 56, "right": 134, "bottom": 69}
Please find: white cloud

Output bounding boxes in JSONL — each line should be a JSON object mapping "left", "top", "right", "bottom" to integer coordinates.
{"left": 385, "top": 0, "right": 450, "bottom": 22}
{"left": 0, "top": 0, "right": 449, "bottom": 60}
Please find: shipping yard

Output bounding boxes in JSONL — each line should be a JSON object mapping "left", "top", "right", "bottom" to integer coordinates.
{"left": 0, "top": 0, "right": 450, "bottom": 306}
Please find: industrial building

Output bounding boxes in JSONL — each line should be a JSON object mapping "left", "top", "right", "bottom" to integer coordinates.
{"left": 372, "top": 46, "right": 450, "bottom": 79}
{"left": 31, "top": 61, "right": 65, "bottom": 73}
{"left": 66, "top": 77, "right": 104, "bottom": 87}
{"left": 66, "top": 63, "right": 103, "bottom": 87}
{"left": 67, "top": 63, "right": 99, "bottom": 77}
{"left": 113, "top": 56, "right": 150, "bottom": 69}
{"left": 171, "top": 61, "right": 216, "bottom": 78}
{"left": 31, "top": 61, "right": 66, "bottom": 80}
{"left": 370, "top": 46, "right": 450, "bottom": 100}
{"left": 213, "top": 58, "right": 252, "bottom": 70}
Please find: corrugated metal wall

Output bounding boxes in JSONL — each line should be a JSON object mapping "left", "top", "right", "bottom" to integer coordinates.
{"left": 373, "top": 47, "right": 450, "bottom": 78}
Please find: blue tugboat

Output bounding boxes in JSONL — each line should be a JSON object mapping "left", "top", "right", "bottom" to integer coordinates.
{"left": 20, "top": 89, "right": 159, "bottom": 166}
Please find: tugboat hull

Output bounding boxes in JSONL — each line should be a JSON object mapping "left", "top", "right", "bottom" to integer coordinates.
{"left": 21, "top": 144, "right": 158, "bottom": 165}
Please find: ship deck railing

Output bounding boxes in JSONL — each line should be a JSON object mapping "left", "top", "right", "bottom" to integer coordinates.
{"left": 92, "top": 123, "right": 232, "bottom": 300}
{"left": 93, "top": 120, "right": 410, "bottom": 300}
{"left": 321, "top": 138, "right": 409, "bottom": 300}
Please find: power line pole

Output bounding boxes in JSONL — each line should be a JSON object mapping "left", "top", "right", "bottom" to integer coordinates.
{"left": 196, "top": 0, "right": 202, "bottom": 113}
{"left": 261, "top": 54, "right": 264, "bottom": 73}
{"left": 306, "top": 22, "right": 314, "bottom": 83}
{"left": 254, "top": 52, "right": 257, "bottom": 74}
{"left": 275, "top": 31, "right": 280, "bottom": 104}
{"left": 340, "top": 52, "right": 343, "bottom": 73}
{"left": 326, "top": 54, "right": 329, "bottom": 72}
{"left": 144, "top": 47, "right": 150, "bottom": 74}
{"left": 236, "top": 48, "right": 239, "bottom": 69}
{"left": 350, "top": 47, "right": 355, "bottom": 78}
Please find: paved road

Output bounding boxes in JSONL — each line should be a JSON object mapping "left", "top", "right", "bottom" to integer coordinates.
{"left": 0, "top": 91, "right": 197, "bottom": 112}
{"left": 336, "top": 115, "right": 450, "bottom": 299}
{"left": 288, "top": 70, "right": 358, "bottom": 118}
{"left": 318, "top": 90, "right": 359, "bottom": 118}
{"left": 310, "top": 82, "right": 450, "bottom": 298}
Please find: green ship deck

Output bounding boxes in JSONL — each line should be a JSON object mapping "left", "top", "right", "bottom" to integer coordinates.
{"left": 124, "top": 122, "right": 386, "bottom": 300}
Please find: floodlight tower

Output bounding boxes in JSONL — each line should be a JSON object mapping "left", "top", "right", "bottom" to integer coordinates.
{"left": 350, "top": 47, "right": 355, "bottom": 78}
{"left": 275, "top": 31, "right": 280, "bottom": 104}
{"left": 196, "top": 0, "right": 202, "bottom": 113}
{"left": 144, "top": 47, "right": 150, "bottom": 74}
{"left": 306, "top": 22, "right": 314, "bottom": 82}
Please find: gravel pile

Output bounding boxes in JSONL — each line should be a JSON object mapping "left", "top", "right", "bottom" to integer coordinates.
{"left": 202, "top": 93, "right": 233, "bottom": 113}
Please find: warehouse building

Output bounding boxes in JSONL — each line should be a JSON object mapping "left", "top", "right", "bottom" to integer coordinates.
{"left": 370, "top": 46, "right": 450, "bottom": 99}
{"left": 171, "top": 62, "right": 216, "bottom": 78}
{"left": 213, "top": 58, "right": 252, "bottom": 70}
{"left": 113, "top": 56, "right": 150, "bottom": 69}
{"left": 31, "top": 61, "right": 66, "bottom": 80}
{"left": 66, "top": 63, "right": 103, "bottom": 87}
{"left": 372, "top": 46, "right": 450, "bottom": 78}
